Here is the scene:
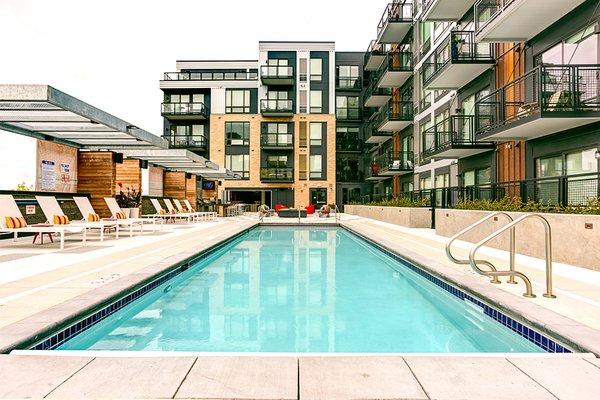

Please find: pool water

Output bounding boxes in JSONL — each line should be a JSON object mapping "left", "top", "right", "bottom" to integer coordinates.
{"left": 59, "top": 227, "right": 543, "bottom": 353}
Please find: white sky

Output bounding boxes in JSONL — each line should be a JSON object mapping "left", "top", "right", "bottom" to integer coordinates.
{"left": 0, "top": 0, "right": 388, "bottom": 189}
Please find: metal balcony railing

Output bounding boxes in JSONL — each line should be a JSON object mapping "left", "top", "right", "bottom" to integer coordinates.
{"left": 421, "top": 115, "right": 495, "bottom": 159}
{"left": 337, "top": 168, "right": 364, "bottom": 182}
{"left": 260, "top": 167, "right": 294, "bottom": 182}
{"left": 364, "top": 40, "right": 391, "bottom": 66}
{"left": 474, "top": 0, "right": 516, "bottom": 35}
{"left": 377, "top": 1, "right": 414, "bottom": 39}
{"left": 163, "top": 71, "right": 258, "bottom": 81}
{"left": 161, "top": 102, "right": 207, "bottom": 117}
{"left": 260, "top": 99, "right": 294, "bottom": 114}
{"left": 260, "top": 134, "right": 294, "bottom": 148}
{"left": 164, "top": 134, "right": 207, "bottom": 149}
{"left": 336, "top": 107, "right": 362, "bottom": 120}
{"left": 474, "top": 64, "right": 600, "bottom": 134}
{"left": 371, "top": 151, "right": 415, "bottom": 173}
{"left": 260, "top": 65, "right": 294, "bottom": 80}
{"left": 376, "top": 99, "right": 414, "bottom": 126}
{"left": 337, "top": 77, "right": 362, "bottom": 90}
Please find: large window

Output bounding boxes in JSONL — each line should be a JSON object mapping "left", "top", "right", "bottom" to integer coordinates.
{"left": 310, "top": 58, "right": 322, "bottom": 81}
{"left": 309, "top": 155, "right": 323, "bottom": 179}
{"left": 536, "top": 148, "right": 598, "bottom": 178}
{"left": 266, "top": 155, "right": 288, "bottom": 168}
{"left": 226, "top": 154, "right": 250, "bottom": 179}
{"left": 536, "top": 24, "right": 599, "bottom": 65}
{"left": 226, "top": 89, "right": 251, "bottom": 113}
{"left": 225, "top": 122, "right": 250, "bottom": 146}
{"left": 337, "top": 127, "right": 360, "bottom": 151}
{"left": 264, "top": 123, "right": 292, "bottom": 146}
{"left": 337, "top": 65, "right": 360, "bottom": 88}
{"left": 309, "top": 122, "right": 323, "bottom": 146}
{"left": 167, "top": 93, "right": 204, "bottom": 104}
{"left": 169, "top": 124, "right": 205, "bottom": 147}
{"left": 336, "top": 96, "right": 360, "bottom": 120}
{"left": 310, "top": 90, "right": 322, "bottom": 113}
{"left": 463, "top": 167, "right": 491, "bottom": 186}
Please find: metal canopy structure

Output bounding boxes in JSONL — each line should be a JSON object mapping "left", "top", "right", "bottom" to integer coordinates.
{"left": 0, "top": 84, "right": 239, "bottom": 179}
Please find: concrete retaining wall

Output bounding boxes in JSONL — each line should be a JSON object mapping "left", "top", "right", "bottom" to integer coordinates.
{"left": 435, "top": 209, "right": 600, "bottom": 271}
{"left": 343, "top": 205, "right": 432, "bottom": 228}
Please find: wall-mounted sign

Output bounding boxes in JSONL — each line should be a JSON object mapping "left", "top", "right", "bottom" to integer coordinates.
{"left": 60, "top": 163, "right": 70, "bottom": 173}
{"left": 40, "top": 160, "right": 56, "bottom": 191}
{"left": 25, "top": 205, "right": 36, "bottom": 215}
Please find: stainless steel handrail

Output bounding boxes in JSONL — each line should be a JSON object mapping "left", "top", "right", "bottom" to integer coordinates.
{"left": 469, "top": 213, "right": 555, "bottom": 299}
{"left": 334, "top": 204, "right": 341, "bottom": 222}
{"left": 445, "top": 212, "right": 516, "bottom": 284}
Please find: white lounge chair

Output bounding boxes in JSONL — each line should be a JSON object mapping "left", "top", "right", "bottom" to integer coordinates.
{"left": 36, "top": 196, "right": 118, "bottom": 242}
{"left": 148, "top": 198, "right": 192, "bottom": 223}
{"left": 183, "top": 199, "right": 217, "bottom": 220}
{"left": 75, "top": 196, "right": 143, "bottom": 237}
{"left": 104, "top": 197, "right": 162, "bottom": 232}
{"left": 0, "top": 195, "right": 86, "bottom": 250}
{"left": 163, "top": 199, "right": 197, "bottom": 222}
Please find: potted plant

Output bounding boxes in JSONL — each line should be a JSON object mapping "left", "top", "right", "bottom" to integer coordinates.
{"left": 115, "top": 182, "right": 142, "bottom": 218}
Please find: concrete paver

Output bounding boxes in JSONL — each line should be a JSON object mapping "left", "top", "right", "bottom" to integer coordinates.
{"left": 176, "top": 356, "right": 298, "bottom": 399}
{"left": 299, "top": 356, "right": 427, "bottom": 400}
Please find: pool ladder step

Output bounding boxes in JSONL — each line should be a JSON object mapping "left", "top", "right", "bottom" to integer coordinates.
{"left": 445, "top": 212, "right": 555, "bottom": 299}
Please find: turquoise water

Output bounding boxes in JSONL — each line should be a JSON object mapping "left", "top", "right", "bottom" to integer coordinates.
{"left": 59, "top": 227, "right": 542, "bottom": 352}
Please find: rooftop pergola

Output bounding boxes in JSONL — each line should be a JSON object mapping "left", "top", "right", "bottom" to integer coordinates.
{"left": 0, "top": 84, "right": 238, "bottom": 179}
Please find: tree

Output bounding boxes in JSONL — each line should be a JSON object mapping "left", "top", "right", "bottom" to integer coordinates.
{"left": 15, "top": 181, "right": 33, "bottom": 191}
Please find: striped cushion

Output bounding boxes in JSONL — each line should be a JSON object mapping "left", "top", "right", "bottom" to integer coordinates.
{"left": 5, "top": 216, "right": 27, "bottom": 229}
{"left": 115, "top": 212, "right": 126, "bottom": 220}
{"left": 87, "top": 213, "right": 100, "bottom": 222}
{"left": 53, "top": 215, "right": 70, "bottom": 225}
{"left": 159, "top": 209, "right": 167, "bottom": 215}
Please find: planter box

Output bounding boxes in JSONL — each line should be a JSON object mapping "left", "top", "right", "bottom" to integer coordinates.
{"left": 343, "top": 205, "right": 431, "bottom": 228}
{"left": 436, "top": 209, "right": 600, "bottom": 271}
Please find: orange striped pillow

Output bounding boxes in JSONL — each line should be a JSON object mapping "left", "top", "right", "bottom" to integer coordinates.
{"left": 115, "top": 212, "right": 126, "bottom": 220}
{"left": 53, "top": 215, "right": 70, "bottom": 225}
{"left": 87, "top": 213, "right": 100, "bottom": 222}
{"left": 159, "top": 209, "right": 167, "bottom": 215}
{"left": 5, "top": 216, "right": 27, "bottom": 229}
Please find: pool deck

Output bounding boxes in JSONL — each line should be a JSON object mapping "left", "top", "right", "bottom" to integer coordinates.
{"left": 0, "top": 213, "right": 599, "bottom": 399}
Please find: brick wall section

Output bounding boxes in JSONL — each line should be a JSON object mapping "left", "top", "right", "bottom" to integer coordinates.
{"left": 163, "top": 171, "right": 187, "bottom": 200}
{"left": 209, "top": 113, "right": 336, "bottom": 208}
{"left": 115, "top": 159, "right": 142, "bottom": 193}
{"left": 77, "top": 152, "right": 115, "bottom": 217}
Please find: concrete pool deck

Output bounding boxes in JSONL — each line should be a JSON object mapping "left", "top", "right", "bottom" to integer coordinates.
{"left": 0, "top": 213, "right": 599, "bottom": 398}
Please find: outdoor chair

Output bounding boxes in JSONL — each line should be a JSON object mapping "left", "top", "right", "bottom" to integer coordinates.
{"left": 147, "top": 198, "right": 193, "bottom": 223}
{"left": 104, "top": 197, "right": 163, "bottom": 232}
{"left": 183, "top": 199, "right": 217, "bottom": 220}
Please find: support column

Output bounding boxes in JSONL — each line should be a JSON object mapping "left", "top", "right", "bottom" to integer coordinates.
{"left": 77, "top": 152, "right": 116, "bottom": 217}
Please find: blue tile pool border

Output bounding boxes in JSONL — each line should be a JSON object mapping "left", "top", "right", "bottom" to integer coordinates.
{"left": 28, "top": 227, "right": 255, "bottom": 351}
{"left": 29, "top": 224, "right": 572, "bottom": 353}
{"left": 340, "top": 225, "right": 572, "bottom": 354}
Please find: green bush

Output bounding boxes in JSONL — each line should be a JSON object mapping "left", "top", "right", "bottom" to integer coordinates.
{"left": 354, "top": 197, "right": 428, "bottom": 208}
{"left": 454, "top": 196, "right": 600, "bottom": 215}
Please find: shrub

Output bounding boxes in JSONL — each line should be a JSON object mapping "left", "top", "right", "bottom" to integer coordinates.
{"left": 454, "top": 196, "right": 600, "bottom": 215}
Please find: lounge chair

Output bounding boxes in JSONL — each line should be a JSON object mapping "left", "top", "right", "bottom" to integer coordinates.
{"left": 104, "top": 197, "right": 163, "bottom": 232}
{"left": 149, "top": 198, "right": 193, "bottom": 223}
{"left": 36, "top": 195, "right": 118, "bottom": 241}
{"left": 0, "top": 195, "right": 86, "bottom": 250}
{"left": 173, "top": 199, "right": 208, "bottom": 221}
{"left": 75, "top": 196, "right": 144, "bottom": 237}
{"left": 183, "top": 199, "right": 217, "bottom": 220}
{"left": 316, "top": 205, "right": 331, "bottom": 218}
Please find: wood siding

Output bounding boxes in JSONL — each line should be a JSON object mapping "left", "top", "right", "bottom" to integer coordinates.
{"left": 77, "top": 152, "right": 115, "bottom": 217}
{"left": 185, "top": 175, "right": 197, "bottom": 207}
{"left": 163, "top": 171, "right": 187, "bottom": 199}
{"left": 115, "top": 159, "right": 141, "bottom": 193}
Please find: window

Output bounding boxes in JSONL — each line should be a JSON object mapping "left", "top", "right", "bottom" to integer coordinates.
{"left": 401, "top": 181, "right": 413, "bottom": 193}
{"left": 337, "top": 127, "right": 360, "bottom": 151}
{"left": 420, "top": 176, "right": 432, "bottom": 190}
{"left": 225, "top": 122, "right": 250, "bottom": 146}
{"left": 265, "top": 59, "right": 290, "bottom": 77}
{"left": 299, "top": 58, "right": 308, "bottom": 82}
{"left": 299, "top": 90, "right": 307, "bottom": 113}
{"left": 167, "top": 93, "right": 205, "bottom": 104}
{"left": 463, "top": 167, "right": 491, "bottom": 186}
{"left": 310, "top": 58, "right": 322, "bottom": 81}
{"left": 536, "top": 23, "right": 599, "bottom": 65}
{"left": 310, "top": 155, "right": 323, "bottom": 179}
{"left": 310, "top": 122, "right": 323, "bottom": 146}
{"left": 267, "top": 155, "right": 287, "bottom": 168}
{"left": 336, "top": 96, "right": 360, "bottom": 120}
{"left": 169, "top": 124, "right": 206, "bottom": 147}
{"left": 421, "top": 120, "right": 433, "bottom": 154}
{"left": 310, "top": 90, "right": 322, "bottom": 113}
{"left": 435, "top": 173, "right": 449, "bottom": 188}
{"left": 337, "top": 65, "right": 360, "bottom": 88}
{"left": 536, "top": 148, "right": 598, "bottom": 177}
{"left": 226, "top": 89, "right": 251, "bottom": 113}
{"left": 264, "top": 123, "right": 292, "bottom": 146}
{"left": 267, "top": 91, "right": 288, "bottom": 100}
{"left": 226, "top": 154, "right": 250, "bottom": 179}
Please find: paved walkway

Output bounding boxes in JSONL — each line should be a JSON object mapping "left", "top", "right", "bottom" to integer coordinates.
{"left": 1, "top": 353, "right": 599, "bottom": 399}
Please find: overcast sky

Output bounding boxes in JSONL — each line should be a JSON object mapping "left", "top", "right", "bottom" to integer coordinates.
{"left": 0, "top": 0, "right": 388, "bottom": 189}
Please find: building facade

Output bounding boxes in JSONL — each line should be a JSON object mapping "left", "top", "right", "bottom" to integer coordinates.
{"left": 161, "top": 0, "right": 600, "bottom": 208}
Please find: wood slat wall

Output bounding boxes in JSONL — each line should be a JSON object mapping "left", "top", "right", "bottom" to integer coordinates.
{"left": 163, "top": 171, "right": 187, "bottom": 199}
{"left": 115, "top": 159, "right": 141, "bottom": 193}
{"left": 495, "top": 43, "right": 526, "bottom": 183}
{"left": 185, "top": 175, "right": 197, "bottom": 207}
{"left": 77, "top": 152, "right": 115, "bottom": 217}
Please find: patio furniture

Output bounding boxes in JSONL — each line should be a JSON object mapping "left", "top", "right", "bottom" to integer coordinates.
{"left": 104, "top": 197, "right": 163, "bottom": 231}
{"left": 317, "top": 205, "right": 331, "bottom": 218}
{"left": 183, "top": 199, "right": 217, "bottom": 220}
{"left": 148, "top": 198, "right": 193, "bottom": 223}
{"left": 0, "top": 195, "right": 86, "bottom": 250}
{"left": 305, "top": 204, "right": 315, "bottom": 215}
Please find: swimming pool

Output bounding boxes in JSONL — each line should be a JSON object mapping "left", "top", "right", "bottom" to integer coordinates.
{"left": 57, "top": 227, "right": 545, "bottom": 353}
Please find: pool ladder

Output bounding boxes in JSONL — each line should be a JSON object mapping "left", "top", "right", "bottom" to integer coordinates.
{"left": 445, "top": 212, "right": 555, "bottom": 299}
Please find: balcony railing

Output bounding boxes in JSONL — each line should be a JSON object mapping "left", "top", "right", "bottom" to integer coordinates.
{"left": 364, "top": 81, "right": 392, "bottom": 107}
{"left": 377, "top": 1, "right": 414, "bottom": 42}
{"left": 475, "top": 64, "right": 600, "bottom": 135}
{"left": 337, "top": 168, "right": 364, "bottom": 182}
{"left": 422, "top": 30, "right": 494, "bottom": 88}
{"left": 260, "top": 99, "right": 294, "bottom": 115}
{"left": 337, "top": 77, "right": 362, "bottom": 90}
{"left": 475, "top": 0, "right": 514, "bottom": 36}
{"left": 375, "top": 99, "right": 414, "bottom": 131}
{"left": 163, "top": 71, "right": 258, "bottom": 81}
{"left": 336, "top": 135, "right": 363, "bottom": 152}
{"left": 260, "top": 65, "right": 295, "bottom": 84}
{"left": 164, "top": 134, "right": 207, "bottom": 149}
{"left": 161, "top": 102, "right": 207, "bottom": 118}
{"left": 368, "top": 151, "right": 414, "bottom": 178}
{"left": 364, "top": 40, "right": 393, "bottom": 70}
{"left": 260, "top": 167, "right": 294, "bottom": 182}
{"left": 260, "top": 134, "right": 294, "bottom": 148}
{"left": 336, "top": 107, "right": 362, "bottom": 121}
{"left": 421, "top": 115, "right": 495, "bottom": 159}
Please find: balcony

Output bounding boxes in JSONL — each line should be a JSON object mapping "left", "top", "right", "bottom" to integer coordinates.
{"left": 374, "top": 52, "right": 413, "bottom": 88}
{"left": 260, "top": 134, "right": 294, "bottom": 150}
{"left": 475, "top": 64, "right": 600, "bottom": 141}
{"left": 260, "top": 167, "right": 294, "bottom": 182}
{"left": 364, "top": 83, "right": 392, "bottom": 108}
{"left": 336, "top": 107, "right": 362, "bottom": 121}
{"left": 364, "top": 40, "right": 393, "bottom": 71}
{"left": 164, "top": 134, "right": 207, "bottom": 150}
{"left": 474, "top": 0, "right": 587, "bottom": 42}
{"left": 336, "top": 135, "right": 363, "bottom": 152}
{"left": 161, "top": 71, "right": 258, "bottom": 89}
{"left": 376, "top": 1, "right": 413, "bottom": 44}
{"left": 364, "top": 121, "right": 392, "bottom": 144}
{"left": 367, "top": 151, "right": 414, "bottom": 180}
{"left": 421, "top": 115, "right": 495, "bottom": 160}
{"left": 421, "top": 0, "right": 477, "bottom": 21}
{"left": 161, "top": 102, "right": 207, "bottom": 120}
{"left": 422, "top": 31, "right": 494, "bottom": 90}
{"left": 336, "top": 77, "right": 362, "bottom": 91}
{"left": 260, "top": 65, "right": 295, "bottom": 85}
{"left": 260, "top": 99, "right": 294, "bottom": 117}
{"left": 375, "top": 99, "right": 413, "bottom": 132}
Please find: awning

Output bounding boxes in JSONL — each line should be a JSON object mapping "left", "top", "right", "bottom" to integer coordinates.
{"left": 117, "top": 149, "right": 216, "bottom": 171}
